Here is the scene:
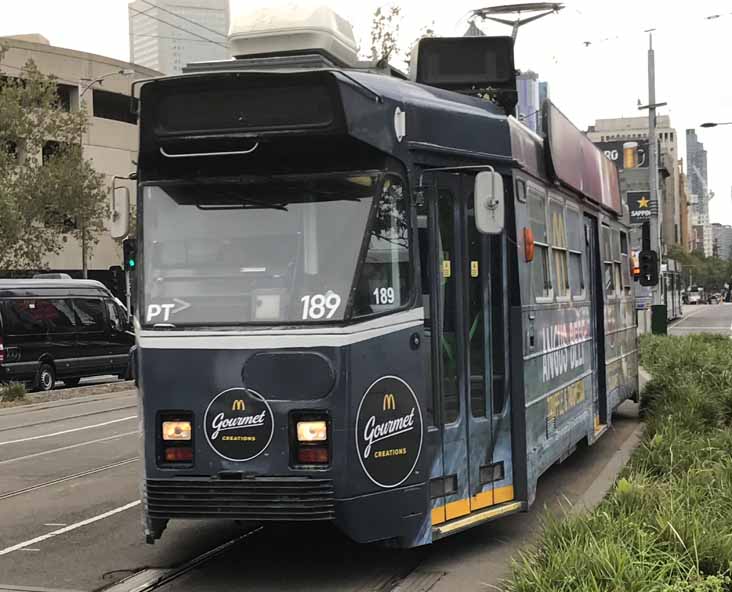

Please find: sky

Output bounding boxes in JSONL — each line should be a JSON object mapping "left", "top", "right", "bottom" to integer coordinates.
{"left": 1, "top": 0, "right": 731, "bottom": 225}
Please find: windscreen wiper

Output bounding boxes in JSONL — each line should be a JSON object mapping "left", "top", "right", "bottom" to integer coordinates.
{"left": 196, "top": 196, "right": 288, "bottom": 211}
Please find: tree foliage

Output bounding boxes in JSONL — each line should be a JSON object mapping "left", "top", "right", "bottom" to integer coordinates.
{"left": 668, "top": 245, "right": 732, "bottom": 290}
{"left": 0, "top": 47, "right": 108, "bottom": 271}
{"left": 367, "top": 5, "right": 434, "bottom": 70}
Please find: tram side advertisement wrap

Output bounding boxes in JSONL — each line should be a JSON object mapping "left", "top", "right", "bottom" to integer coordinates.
{"left": 204, "top": 387, "right": 274, "bottom": 461}
{"left": 355, "top": 376, "right": 423, "bottom": 488}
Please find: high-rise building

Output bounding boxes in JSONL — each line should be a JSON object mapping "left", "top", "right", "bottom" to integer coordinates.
{"left": 686, "top": 129, "right": 710, "bottom": 224}
{"left": 129, "top": 0, "right": 230, "bottom": 75}
{"left": 712, "top": 223, "right": 732, "bottom": 260}
{"left": 517, "top": 70, "right": 540, "bottom": 133}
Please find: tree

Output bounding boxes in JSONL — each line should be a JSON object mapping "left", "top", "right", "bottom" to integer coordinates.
{"left": 368, "top": 6, "right": 402, "bottom": 68}
{"left": 366, "top": 5, "right": 434, "bottom": 71}
{"left": 0, "top": 47, "right": 108, "bottom": 272}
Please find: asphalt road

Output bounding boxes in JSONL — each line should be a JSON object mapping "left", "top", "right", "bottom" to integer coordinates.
{"left": 669, "top": 302, "right": 732, "bottom": 337}
{"left": 0, "top": 387, "right": 643, "bottom": 592}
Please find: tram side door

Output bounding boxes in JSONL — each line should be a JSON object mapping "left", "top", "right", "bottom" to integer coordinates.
{"left": 584, "top": 215, "right": 607, "bottom": 431}
{"left": 428, "top": 172, "right": 497, "bottom": 522}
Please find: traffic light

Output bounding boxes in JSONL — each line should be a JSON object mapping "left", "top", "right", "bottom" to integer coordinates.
{"left": 638, "top": 249, "right": 659, "bottom": 287}
{"left": 123, "top": 238, "right": 137, "bottom": 271}
{"left": 109, "top": 265, "right": 124, "bottom": 298}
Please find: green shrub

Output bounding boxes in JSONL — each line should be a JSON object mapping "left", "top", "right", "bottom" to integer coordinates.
{"left": 0, "top": 382, "right": 27, "bottom": 402}
{"left": 507, "top": 335, "right": 732, "bottom": 592}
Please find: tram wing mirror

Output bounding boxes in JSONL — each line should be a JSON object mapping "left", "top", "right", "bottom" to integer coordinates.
{"left": 111, "top": 184, "right": 130, "bottom": 239}
{"left": 474, "top": 171, "right": 504, "bottom": 235}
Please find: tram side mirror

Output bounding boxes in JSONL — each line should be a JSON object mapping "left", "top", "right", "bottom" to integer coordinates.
{"left": 639, "top": 249, "right": 659, "bottom": 287}
{"left": 474, "top": 171, "right": 504, "bottom": 234}
{"left": 111, "top": 185, "right": 130, "bottom": 239}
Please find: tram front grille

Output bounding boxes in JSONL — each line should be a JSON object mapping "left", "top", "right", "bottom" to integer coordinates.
{"left": 145, "top": 478, "right": 335, "bottom": 521}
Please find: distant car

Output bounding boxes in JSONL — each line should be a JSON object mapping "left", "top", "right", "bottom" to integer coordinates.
{"left": 708, "top": 293, "right": 722, "bottom": 304}
{"left": 0, "top": 279, "right": 134, "bottom": 391}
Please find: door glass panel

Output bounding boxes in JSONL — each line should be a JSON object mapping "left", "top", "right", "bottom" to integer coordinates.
{"left": 438, "top": 190, "right": 459, "bottom": 424}
{"left": 468, "top": 208, "right": 487, "bottom": 418}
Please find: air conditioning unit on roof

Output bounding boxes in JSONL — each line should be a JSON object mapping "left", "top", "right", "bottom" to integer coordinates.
{"left": 228, "top": 4, "right": 359, "bottom": 68}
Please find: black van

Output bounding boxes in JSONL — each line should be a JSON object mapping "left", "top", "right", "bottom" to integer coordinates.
{"left": 0, "top": 279, "right": 134, "bottom": 391}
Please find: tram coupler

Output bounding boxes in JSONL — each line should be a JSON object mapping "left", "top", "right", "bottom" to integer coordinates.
{"left": 144, "top": 518, "right": 168, "bottom": 545}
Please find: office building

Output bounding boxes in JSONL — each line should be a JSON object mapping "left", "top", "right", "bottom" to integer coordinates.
{"left": 129, "top": 0, "right": 229, "bottom": 75}
{"left": 517, "top": 71, "right": 540, "bottom": 134}
{"left": 0, "top": 35, "right": 159, "bottom": 278}
{"left": 712, "top": 223, "right": 732, "bottom": 260}
{"left": 587, "top": 116, "right": 684, "bottom": 253}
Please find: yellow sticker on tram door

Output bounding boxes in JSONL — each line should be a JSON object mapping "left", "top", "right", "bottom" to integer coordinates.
{"left": 442, "top": 260, "right": 452, "bottom": 278}
{"left": 471, "top": 261, "right": 479, "bottom": 277}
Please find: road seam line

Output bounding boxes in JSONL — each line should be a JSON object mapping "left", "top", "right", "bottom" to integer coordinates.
{"left": 0, "top": 431, "right": 137, "bottom": 466}
{"left": 0, "top": 458, "right": 139, "bottom": 502}
{"left": 0, "top": 501, "right": 141, "bottom": 556}
{"left": 0, "top": 416, "right": 137, "bottom": 446}
{"left": 0, "top": 405, "right": 138, "bottom": 434}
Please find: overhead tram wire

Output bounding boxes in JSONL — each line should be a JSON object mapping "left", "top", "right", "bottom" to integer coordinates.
{"left": 137, "top": 0, "right": 228, "bottom": 39}
{"left": 128, "top": 6, "right": 229, "bottom": 49}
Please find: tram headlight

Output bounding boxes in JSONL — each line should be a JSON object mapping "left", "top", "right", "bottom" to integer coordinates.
{"left": 162, "top": 420, "right": 192, "bottom": 441}
{"left": 296, "top": 420, "right": 327, "bottom": 442}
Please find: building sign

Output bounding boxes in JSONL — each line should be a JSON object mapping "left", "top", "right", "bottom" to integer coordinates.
{"left": 594, "top": 140, "right": 649, "bottom": 172}
{"left": 628, "top": 191, "right": 656, "bottom": 224}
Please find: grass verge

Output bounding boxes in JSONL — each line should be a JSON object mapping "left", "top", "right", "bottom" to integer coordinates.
{"left": 507, "top": 334, "right": 732, "bottom": 592}
{"left": 0, "top": 382, "right": 27, "bottom": 403}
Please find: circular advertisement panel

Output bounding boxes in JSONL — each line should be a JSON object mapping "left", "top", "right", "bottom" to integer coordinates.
{"left": 204, "top": 387, "right": 274, "bottom": 462}
{"left": 355, "top": 376, "right": 423, "bottom": 488}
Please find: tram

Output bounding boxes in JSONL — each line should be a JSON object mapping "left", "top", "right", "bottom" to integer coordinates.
{"left": 125, "top": 9, "right": 638, "bottom": 547}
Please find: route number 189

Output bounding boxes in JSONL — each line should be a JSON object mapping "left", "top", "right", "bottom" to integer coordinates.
{"left": 372, "top": 287, "right": 395, "bottom": 305}
{"left": 301, "top": 293, "right": 341, "bottom": 320}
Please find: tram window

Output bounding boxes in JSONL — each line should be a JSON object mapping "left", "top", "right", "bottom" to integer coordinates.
{"left": 612, "top": 230, "right": 622, "bottom": 298}
{"left": 529, "top": 187, "right": 551, "bottom": 301}
{"left": 566, "top": 207, "right": 584, "bottom": 299}
{"left": 353, "top": 176, "right": 412, "bottom": 318}
{"left": 549, "top": 199, "right": 569, "bottom": 299}
{"left": 602, "top": 224, "right": 614, "bottom": 298}
{"left": 620, "top": 231, "right": 632, "bottom": 292}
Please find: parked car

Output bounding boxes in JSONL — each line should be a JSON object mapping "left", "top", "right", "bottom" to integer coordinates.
{"left": 0, "top": 279, "right": 134, "bottom": 391}
{"left": 708, "top": 293, "right": 722, "bottom": 304}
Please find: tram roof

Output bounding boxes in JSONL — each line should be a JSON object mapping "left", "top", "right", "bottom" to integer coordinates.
{"left": 136, "top": 65, "right": 620, "bottom": 215}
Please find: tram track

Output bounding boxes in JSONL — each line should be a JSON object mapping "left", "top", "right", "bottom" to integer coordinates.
{"left": 0, "top": 404, "right": 138, "bottom": 434}
{"left": 0, "top": 457, "right": 139, "bottom": 502}
{"left": 102, "top": 526, "right": 264, "bottom": 592}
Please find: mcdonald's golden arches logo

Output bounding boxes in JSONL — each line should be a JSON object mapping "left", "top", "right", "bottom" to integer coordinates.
{"left": 383, "top": 393, "right": 396, "bottom": 411}
{"left": 232, "top": 399, "right": 246, "bottom": 412}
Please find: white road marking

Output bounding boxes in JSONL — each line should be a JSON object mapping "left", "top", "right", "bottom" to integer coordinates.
{"left": 18, "top": 548, "right": 41, "bottom": 552}
{"left": 0, "top": 431, "right": 137, "bottom": 466}
{"left": 0, "top": 501, "right": 140, "bottom": 556}
{"left": 669, "top": 306, "right": 706, "bottom": 327}
{"left": 0, "top": 458, "right": 139, "bottom": 501}
{"left": 0, "top": 416, "right": 136, "bottom": 447}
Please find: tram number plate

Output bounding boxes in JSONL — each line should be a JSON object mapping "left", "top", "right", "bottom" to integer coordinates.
{"left": 301, "top": 293, "right": 341, "bottom": 320}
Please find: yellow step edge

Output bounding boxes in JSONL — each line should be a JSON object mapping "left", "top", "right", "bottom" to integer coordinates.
{"left": 435, "top": 501, "right": 523, "bottom": 536}
{"left": 431, "top": 485, "right": 515, "bottom": 526}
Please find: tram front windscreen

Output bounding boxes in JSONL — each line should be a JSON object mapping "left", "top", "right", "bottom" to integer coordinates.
{"left": 141, "top": 173, "right": 412, "bottom": 327}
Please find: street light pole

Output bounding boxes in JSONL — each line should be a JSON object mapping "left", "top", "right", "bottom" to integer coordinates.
{"left": 77, "top": 69, "right": 133, "bottom": 278}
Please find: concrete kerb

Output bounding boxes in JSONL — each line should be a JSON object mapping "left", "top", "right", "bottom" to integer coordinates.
{"left": 569, "top": 365, "right": 651, "bottom": 516}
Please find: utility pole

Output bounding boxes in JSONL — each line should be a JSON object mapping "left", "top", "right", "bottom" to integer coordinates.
{"left": 638, "top": 31, "right": 666, "bottom": 306}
